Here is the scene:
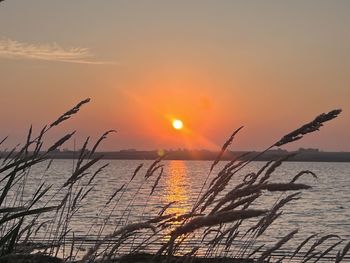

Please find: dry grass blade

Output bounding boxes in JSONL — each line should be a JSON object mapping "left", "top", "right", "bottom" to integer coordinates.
{"left": 17, "top": 218, "right": 36, "bottom": 244}
{"left": 200, "top": 193, "right": 216, "bottom": 213}
{"left": 275, "top": 109, "right": 342, "bottom": 146}
{"left": 0, "top": 207, "right": 27, "bottom": 213}
{"left": 0, "top": 154, "right": 34, "bottom": 175}
{"left": 45, "top": 159, "right": 54, "bottom": 171}
{"left": 313, "top": 240, "right": 342, "bottom": 263}
{"left": 247, "top": 192, "right": 300, "bottom": 237}
{"left": 204, "top": 228, "right": 223, "bottom": 244}
{"left": 47, "top": 132, "right": 76, "bottom": 152}
{"left": 261, "top": 183, "right": 311, "bottom": 192}
{"left": 147, "top": 214, "right": 175, "bottom": 224}
{"left": 158, "top": 212, "right": 199, "bottom": 229}
{"left": 1, "top": 145, "right": 18, "bottom": 166}
{"left": 254, "top": 211, "right": 283, "bottom": 238}
{"left": 271, "top": 192, "right": 301, "bottom": 212}
{"left": 24, "top": 125, "right": 33, "bottom": 155}
{"left": 57, "top": 192, "right": 69, "bottom": 211}
{"left": 291, "top": 233, "right": 319, "bottom": 259}
{"left": 275, "top": 255, "right": 286, "bottom": 263}
{"left": 291, "top": 170, "right": 318, "bottom": 183}
{"left": 89, "top": 130, "right": 116, "bottom": 158}
{"left": 145, "top": 155, "right": 166, "bottom": 179}
{"left": 88, "top": 163, "right": 109, "bottom": 185}
{"left": 336, "top": 250, "right": 342, "bottom": 263}
{"left": 208, "top": 152, "right": 250, "bottom": 189}
{"left": 211, "top": 185, "right": 261, "bottom": 214}
{"left": 50, "top": 98, "right": 91, "bottom": 127}
{"left": 173, "top": 209, "right": 267, "bottom": 236}
{"left": 0, "top": 206, "right": 58, "bottom": 225}
{"left": 72, "top": 187, "right": 84, "bottom": 211}
{"left": 258, "top": 229, "right": 298, "bottom": 263}
{"left": 258, "top": 154, "right": 296, "bottom": 184}
{"left": 304, "top": 234, "right": 341, "bottom": 259}
{"left": 81, "top": 186, "right": 94, "bottom": 200}
{"left": 302, "top": 251, "right": 321, "bottom": 263}
{"left": 252, "top": 192, "right": 300, "bottom": 236}
{"left": 0, "top": 136, "right": 8, "bottom": 146}
{"left": 158, "top": 201, "right": 177, "bottom": 216}
{"left": 68, "top": 232, "right": 75, "bottom": 262}
{"left": 248, "top": 244, "right": 265, "bottom": 258}
{"left": 0, "top": 220, "right": 23, "bottom": 254}
{"left": 256, "top": 160, "right": 274, "bottom": 177}
{"left": 130, "top": 163, "right": 143, "bottom": 182}
{"left": 150, "top": 168, "right": 163, "bottom": 195}
{"left": 63, "top": 156, "right": 102, "bottom": 187}
{"left": 210, "top": 126, "right": 243, "bottom": 172}
{"left": 30, "top": 184, "right": 52, "bottom": 208}
{"left": 75, "top": 136, "right": 90, "bottom": 170}
{"left": 104, "top": 232, "right": 135, "bottom": 260}
{"left": 335, "top": 240, "right": 350, "bottom": 263}
{"left": 106, "top": 184, "right": 125, "bottom": 206}
{"left": 0, "top": 169, "right": 17, "bottom": 207}
{"left": 182, "top": 246, "right": 199, "bottom": 263}
{"left": 225, "top": 229, "right": 240, "bottom": 249}
{"left": 218, "top": 193, "right": 260, "bottom": 213}
{"left": 33, "top": 125, "right": 47, "bottom": 154}
{"left": 81, "top": 222, "right": 156, "bottom": 262}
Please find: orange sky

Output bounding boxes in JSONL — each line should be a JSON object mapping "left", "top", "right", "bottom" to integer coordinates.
{"left": 0, "top": 1, "right": 349, "bottom": 151}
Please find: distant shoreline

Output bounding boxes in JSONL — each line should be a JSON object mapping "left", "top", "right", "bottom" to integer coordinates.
{"left": 3, "top": 149, "right": 350, "bottom": 162}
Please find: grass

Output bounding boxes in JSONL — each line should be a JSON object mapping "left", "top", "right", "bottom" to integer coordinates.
{"left": 0, "top": 99, "right": 348, "bottom": 263}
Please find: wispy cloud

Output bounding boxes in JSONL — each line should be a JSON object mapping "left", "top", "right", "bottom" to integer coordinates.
{"left": 0, "top": 38, "right": 116, "bottom": 65}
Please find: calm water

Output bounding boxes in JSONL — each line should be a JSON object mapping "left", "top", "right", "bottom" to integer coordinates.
{"left": 4, "top": 159, "right": 350, "bottom": 258}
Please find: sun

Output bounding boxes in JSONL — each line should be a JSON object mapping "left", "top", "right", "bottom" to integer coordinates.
{"left": 172, "top": 119, "right": 183, "bottom": 130}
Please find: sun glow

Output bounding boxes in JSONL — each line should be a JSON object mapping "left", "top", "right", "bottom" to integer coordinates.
{"left": 172, "top": 119, "right": 183, "bottom": 130}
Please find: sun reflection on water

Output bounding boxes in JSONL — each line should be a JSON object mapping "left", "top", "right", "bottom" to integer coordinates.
{"left": 162, "top": 161, "right": 197, "bottom": 252}
{"left": 164, "top": 160, "right": 191, "bottom": 217}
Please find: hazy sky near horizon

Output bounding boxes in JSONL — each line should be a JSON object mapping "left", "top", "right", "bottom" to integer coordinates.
{"left": 0, "top": 1, "right": 349, "bottom": 151}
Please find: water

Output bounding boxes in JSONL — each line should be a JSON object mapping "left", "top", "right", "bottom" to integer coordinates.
{"left": 2, "top": 159, "right": 350, "bottom": 259}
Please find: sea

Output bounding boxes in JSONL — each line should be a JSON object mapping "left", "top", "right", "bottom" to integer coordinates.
{"left": 4, "top": 159, "right": 350, "bottom": 260}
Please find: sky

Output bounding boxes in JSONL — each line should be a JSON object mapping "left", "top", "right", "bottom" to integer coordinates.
{"left": 0, "top": 1, "right": 349, "bottom": 151}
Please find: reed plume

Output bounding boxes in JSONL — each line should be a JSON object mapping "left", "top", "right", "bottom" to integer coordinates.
{"left": 275, "top": 109, "right": 342, "bottom": 147}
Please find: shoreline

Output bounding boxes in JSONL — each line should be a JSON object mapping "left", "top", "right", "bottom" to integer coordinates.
{"left": 2, "top": 150, "right": 350, "bottom": 162}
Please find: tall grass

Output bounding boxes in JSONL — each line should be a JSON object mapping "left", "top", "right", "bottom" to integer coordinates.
{"left": 0, "top": 100, "right": 348, "bottom": 263}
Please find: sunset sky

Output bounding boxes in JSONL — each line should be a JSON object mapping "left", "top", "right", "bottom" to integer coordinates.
{"left": 0, "top": 1, "right": 349, "bottom": 151}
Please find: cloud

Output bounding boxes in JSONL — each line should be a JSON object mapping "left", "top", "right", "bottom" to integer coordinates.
{"left": 0, "top": 38, "right": 116, "bottom": 65}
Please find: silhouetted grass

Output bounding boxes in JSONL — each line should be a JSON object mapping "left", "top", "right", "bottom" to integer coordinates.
{"left": 0, "top": 100, "right": 348, "bottom": 263}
